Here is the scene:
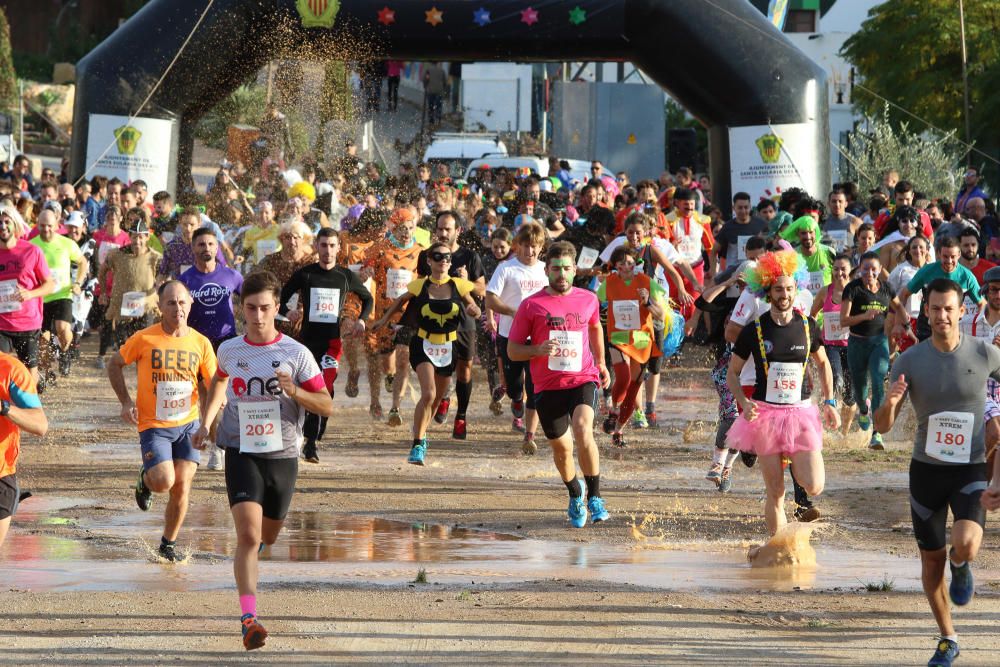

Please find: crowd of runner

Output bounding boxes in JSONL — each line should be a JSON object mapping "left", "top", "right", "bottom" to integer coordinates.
{"left": 1, "top": 152, "right": 999, "bottom": 665}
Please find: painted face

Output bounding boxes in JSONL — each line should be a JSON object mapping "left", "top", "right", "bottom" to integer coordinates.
{"left": 614, "top": 254, "right": 637, "bottom": 278}
{"left": 547, "top": 257, "right": 575, "bottom": 293}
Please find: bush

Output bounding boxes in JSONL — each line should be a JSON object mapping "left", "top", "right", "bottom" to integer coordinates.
{"left": 0, "top": 9, "right": 16, "bottom": 110}
{"left": 839, "top": 104, "right": 966, "bottom": 200}
{"left": 194, "top": 84, "right": 268, "bottom": 150}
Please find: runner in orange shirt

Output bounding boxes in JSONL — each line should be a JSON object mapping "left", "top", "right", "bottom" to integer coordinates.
{"left": 107, "top": 280, "right": 217, "bottom": 561}
{"left": 338, "top": 210, "right": 386, "bottom": 408}
{"left": 362, "top": 208, "right": 423, "bottom": 423}
{"left": 0, "top": 352, "right": 48, "bottom": 549}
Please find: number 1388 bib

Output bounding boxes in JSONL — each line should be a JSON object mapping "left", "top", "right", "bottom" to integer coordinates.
{"left": 238, "top": 401, "right": 283, "bottom": 453}
{"left": 926, "top": 411, "right": 974, "bottom": 463}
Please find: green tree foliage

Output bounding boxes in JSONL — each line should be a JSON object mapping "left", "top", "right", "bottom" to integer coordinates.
{"left": 194, "top": 84, "right": 268, "bottom": 150}
{"left": 841, "top": 0, "right": 1000, "bottom": 155}
{"left": 0, "top": 8, "right": 15, "bottom": 111}
{"left": 839, "top": 104, "right": 965, "bottom": 199}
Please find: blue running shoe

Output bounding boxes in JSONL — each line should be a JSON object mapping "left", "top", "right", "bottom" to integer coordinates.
{"left": 927, "top": 638, "right": 959, "bottom": 667}
{"left": 949, "top": 555, "right": 974, "bottom": 606}
{"left": 588, "top": 496, "right": 610, "bottom": 523}
{"left": 567, "top": 479, "right": 587, "bottom": 528}
{"left": 857, "top": 413, "right": 872, "bottom": 431}
{"left": 407, "top": 440, "right": 427, "bottom": 466}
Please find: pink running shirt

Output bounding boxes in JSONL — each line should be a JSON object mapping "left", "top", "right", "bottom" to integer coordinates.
{"left": 508, "top": 287, "right": 601, "bottom": 392}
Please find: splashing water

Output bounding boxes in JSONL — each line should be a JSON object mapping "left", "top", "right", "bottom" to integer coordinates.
{"left": 748, "top": 522, "right": 821, "bottom": 569}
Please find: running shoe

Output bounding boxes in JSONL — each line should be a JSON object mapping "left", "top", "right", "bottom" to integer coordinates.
{"left": 207, "top": 447, "right": 224, "bottom": 471}
{"left": 302, "top": 440, "right": 319, "bottom": 463}
{"left": 511, "top": 417, "right": 525, "bottom": 433}
{"left": 949, "top": 553, "right": 975, "bottom": 606}
{"left": 631, "top": 409, "right": 649, "bottom": 429}
{"left": 522, "top": 436, "right": 537, "bottom": 455}
{"left": 489, "top": 397, "right": 503, "bottom": 416}
{"left": 740, "top": 451, "right": 757, "bottom": 468}
{"left": 134, "top": 467, "right": 152, "bottom": 512}
{"left": 868, "top": 432, "right": 885, "bottom": 451}
{"left": 370, "top": 403, "right": 384, "bottom": 420}
{"left": 612, "top": 433, "right": 627, "bottom": 448}
{"left": 491, "top": 385, "right": 506, "bottom": 404}
{"left": 511, "top": 400, "right": 525, "bottom": 419}
{"left": 58, "top": 353, "right": 71, "bottom": 377}
{"left": 384, "top": 373, "right": 395, "bottom": 394}
{"left": 241, "top": 613, "right": 268, "bottom": 651}
{"left": 387, "top": 408, "right": 402, "bottom": 427}
{"left": 602, "top": 413, "right": 618, "bottom": 435}
{"left": 645, "top": 410, "right": 659, "bottom": 429}
{"left": 434, "top": 398, "right": 450, "bottom": 424}
{"left": 408, "top": 440, "right": 427, "bottom": 466}
{"left": 568, "top": 479, "right": 587, "bottom": 528}
{"left": 857, "top": 412, "right": 872, "bottom": 431}
{"left": 452, "top": 418, "right": 467, "bottom": 440}
{"left": 706, "top": 463, "right": 723, "bottom": 486}
{"left": 95, "top": 356, "right": 106, "bottom": 370}
{"left": 719, "top": 467, "right": 733, "bottom": 493}
{"left": 793, "top": 505, "right": 821, "bottom": 522}
{"left": 927, "top": 638, "right": 960, "bottom": 667}
{"left": 588, "top": 496, "right": 610, "bottom": 523}
{"left": 345, "top": 370, "right": 360, "bottom": 398}
{"left": 158, "top": 541, "right": 179, "bottom": 562}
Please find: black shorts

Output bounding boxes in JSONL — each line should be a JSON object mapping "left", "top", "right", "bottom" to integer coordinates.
{"left": 0, "top": 330, "right": 40, "bottom": 369}
{"left": 42, "top": 299, "right": 73, "bottom": 331}
{"left": 224, "top": 448, "right": 298, "bottom": 521}
{"left": 534, "top": 382, "right": 598, "bottom": 440}
{"left": 409, "top": 335, "right": 456, "bottom": 377}
{"left": 909, "top": 458, "right": 988, "bottom": 552}
{"left": 380, "top": 325, "right": 415, "bottom": 355}
{"left": 0, "top": 474, "right": 19, "bottom": 520}
{"left": 454, "top": 328, "right": 477, "bottom": 362}
{"left": 647, "top": 324, "right": 666, "bottom": 375}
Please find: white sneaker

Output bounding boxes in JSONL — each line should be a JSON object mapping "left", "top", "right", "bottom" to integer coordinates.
{"left": 207, "top": 447, "right": 224, "bottom": 470}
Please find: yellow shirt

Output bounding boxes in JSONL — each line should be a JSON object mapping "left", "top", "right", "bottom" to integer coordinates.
{"left": 118, "top": 324, "right": 217, "bottom": 431}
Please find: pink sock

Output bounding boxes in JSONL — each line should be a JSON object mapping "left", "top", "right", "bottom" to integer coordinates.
{"left": 239, "top": 594, "right": 256, "bottom": 618}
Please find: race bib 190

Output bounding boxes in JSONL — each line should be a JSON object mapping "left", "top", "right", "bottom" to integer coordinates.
{"left": 308, "top": 287, "right": 340, "bottom": 324}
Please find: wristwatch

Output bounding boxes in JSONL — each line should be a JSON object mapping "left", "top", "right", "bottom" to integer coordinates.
{"left": 823, "top": 398, "right": 838, "bottom": 408}
{"left": 1, "top": 400, "right": 10, "bottom": 416}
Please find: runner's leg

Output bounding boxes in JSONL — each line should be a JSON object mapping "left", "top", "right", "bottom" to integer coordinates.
{"left": 757, "top": 453, "right": 787, "bottom": 536}
{"left": 163, "top": 459, "right": 197, "bottom": 542}
{"left": 788, "top": 449, "right": 825, "bottom": 497}
{"left": 412, "top": 362, "right": 436, "bottom": 440}
{"left": 920, "top": 547, "right": 954, "bottom": 637}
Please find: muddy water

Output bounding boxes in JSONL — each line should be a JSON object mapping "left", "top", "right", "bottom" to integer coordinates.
{"left": 1, "top": 496, "right": 972, "bottom": 594}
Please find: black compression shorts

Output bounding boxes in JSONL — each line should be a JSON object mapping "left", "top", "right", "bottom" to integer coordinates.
{"left": 909, "top": 458, "right": 987, "bottom": 552}
{"left": 534, "top": 382, "right": 598, "bottom": 440}
{"left": 0, "top": 474, "right": 18, "bottom": 520}
{"left": 224, "top": 448, "right": 298, "bottom": 521}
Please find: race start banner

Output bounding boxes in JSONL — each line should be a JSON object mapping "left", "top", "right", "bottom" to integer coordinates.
{"left": 728, "top": 123, "right": 821, "bottom": 205}
{"left": 85, "top": 114, "right": 175, "bottom": 192}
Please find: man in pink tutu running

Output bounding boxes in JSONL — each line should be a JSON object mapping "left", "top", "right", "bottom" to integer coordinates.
{"left": 725, "top": 250, "right": 841, "bottom": 541}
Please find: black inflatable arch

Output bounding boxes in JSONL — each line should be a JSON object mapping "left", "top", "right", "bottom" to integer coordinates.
{"left": 71, "top": 0, "right": 829, "bottom": 207}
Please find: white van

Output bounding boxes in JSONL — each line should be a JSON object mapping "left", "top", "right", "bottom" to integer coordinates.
{"left": 465, "top": 156, "right": 617, "bottom": 191}
{"left": 422, "top": 132, "right": 507, "bottom": 178}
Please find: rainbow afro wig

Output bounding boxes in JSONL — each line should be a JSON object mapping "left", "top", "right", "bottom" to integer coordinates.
{"left": 743, "top": 250, "right": 809, "bottom": 298}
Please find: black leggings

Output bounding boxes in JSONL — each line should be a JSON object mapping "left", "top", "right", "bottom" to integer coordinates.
{"left": 498, "top": 335, "right": 535, "bottom": 410}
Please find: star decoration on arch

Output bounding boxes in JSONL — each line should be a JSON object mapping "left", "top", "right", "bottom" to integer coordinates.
{"left": 568, "top": 6, "right": 586, "bottom": 25}
{"left": 425, "top": 6, "right": 444, "bottom": 26}
{"left": 377, "top": 6, "right": 395, "bottom": 26}
{"left": 520, "top": 7, "right": 539, "bottom": 26}
{"left": 473, "top": 7, "right": 491, "bottom": 27}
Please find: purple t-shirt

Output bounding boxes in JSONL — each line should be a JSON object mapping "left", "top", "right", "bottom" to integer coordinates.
{"left": 159, "top": 239, "right": 226, "bottom": 278}
{"left": 179, "top": 264, "right": 243, "bottom": 341}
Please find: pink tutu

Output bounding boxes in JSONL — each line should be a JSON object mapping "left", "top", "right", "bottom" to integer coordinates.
{"left": 726, "top": 401, "right": 823, "bottom": 457}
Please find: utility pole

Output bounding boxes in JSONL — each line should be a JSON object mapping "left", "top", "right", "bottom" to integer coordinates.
{"left": 959, "top": 0, "right": 971, "bottom": 162}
